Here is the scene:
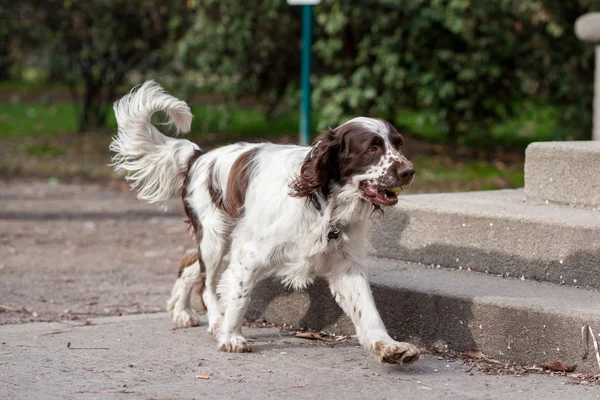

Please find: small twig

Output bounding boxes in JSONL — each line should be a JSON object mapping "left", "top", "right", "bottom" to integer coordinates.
{"left": 41, "top": 331, "right": 68, "bottom": 337}
{"left": 76, "top": 389, "right": 134, "bottom": 394}
{"left": 396, "top": 377, "right": 423, "bottom": 383}
{"left": 0, "top": 377, "right": 20, "bottom": 387}
{"left": 0, "top": 305, "right": 28, "bottom": 313}
{"left": 103, "top": 303, "right": 140, "bottom": 308}
{"left": 57, "top": 319, "right": 92, "bottom": 327}
{"left": 68, "top": 347, "right": 110, "bottom": 350}
{"left": 67, "top": 342, "right": 108, "bottom": 350}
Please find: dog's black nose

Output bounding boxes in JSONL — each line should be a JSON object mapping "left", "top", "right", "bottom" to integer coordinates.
{"left": 399, "top": 168, "right": 415, "bottom": 181}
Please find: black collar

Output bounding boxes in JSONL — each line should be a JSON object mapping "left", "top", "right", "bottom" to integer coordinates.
{"left": 311, "top": 193, "right": 324, "bottom": 216}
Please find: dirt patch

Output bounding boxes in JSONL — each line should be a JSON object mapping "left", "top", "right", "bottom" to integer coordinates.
{"left": 0, "top": 180, "right": 193, "bottom": 324}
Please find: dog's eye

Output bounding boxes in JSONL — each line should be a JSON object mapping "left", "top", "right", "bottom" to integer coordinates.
{"left": 368, "top": 146, "right": 378, "bottom": 153}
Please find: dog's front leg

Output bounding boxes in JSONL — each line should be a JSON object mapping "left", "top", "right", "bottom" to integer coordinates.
{"left": 328, "top": 266, "right": 420, "bottom": 365}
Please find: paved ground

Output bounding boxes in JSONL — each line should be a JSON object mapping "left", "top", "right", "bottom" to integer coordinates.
{"left": 0, "top": 180, "right": 185, "bottom": 324}
{"left": 1, "top": 180, "right": 599, "bottom": 398}
{"left": 1, "top": 313, "right": 598, "bottom": 400}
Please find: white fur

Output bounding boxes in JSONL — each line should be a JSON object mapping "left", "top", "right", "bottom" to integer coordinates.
{"left": 110, "top": 81, "right": 199, "bottom": 203}
{"left": 113, "top": 82, "right": 420, "bottom": 363}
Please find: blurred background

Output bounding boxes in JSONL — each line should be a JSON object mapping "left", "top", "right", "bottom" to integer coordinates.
{"left": 0, "top": 0, "right": 599, "bottom": 193}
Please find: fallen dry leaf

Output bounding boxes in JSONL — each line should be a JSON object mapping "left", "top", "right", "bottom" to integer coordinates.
{"left": 295, "top": 331, "right": 329, "bottom": 340}
{"left": 463, "top": 350, "right": 486, "bottom": 359}
{"left": 541, "top": 361, "right": 576, "bottom": 372}
{"left": 295, "top": 331, "right": 338, "bottom": 342}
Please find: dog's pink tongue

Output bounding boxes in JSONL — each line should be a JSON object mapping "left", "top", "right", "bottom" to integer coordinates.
{"left": 364, "top": 185, "right": 378, "bottom": 197}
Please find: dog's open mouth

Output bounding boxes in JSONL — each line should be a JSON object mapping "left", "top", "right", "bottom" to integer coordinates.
{"left": 360, "top": 183, "right": 401, "bottom": 206}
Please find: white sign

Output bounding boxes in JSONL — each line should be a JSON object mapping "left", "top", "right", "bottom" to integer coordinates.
{"left": 287, "top": 0, "right": 320, "bottom": 5}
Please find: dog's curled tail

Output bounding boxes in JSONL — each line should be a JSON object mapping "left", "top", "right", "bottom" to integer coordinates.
{"left": 110, "top": 81, "right": 200, "bottom": 203}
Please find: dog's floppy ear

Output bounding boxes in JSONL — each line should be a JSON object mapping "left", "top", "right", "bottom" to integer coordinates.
{"left": 290, "top": 128, "right": 343, "bottom": 199}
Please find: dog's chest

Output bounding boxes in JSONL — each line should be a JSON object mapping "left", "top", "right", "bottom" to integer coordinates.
{"left": 272, "top": 229, "right": 354, "bottom": 289}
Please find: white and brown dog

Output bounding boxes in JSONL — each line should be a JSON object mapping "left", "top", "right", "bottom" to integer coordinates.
{"left": 110, "top": 82, "right": 419, "bottom": 365}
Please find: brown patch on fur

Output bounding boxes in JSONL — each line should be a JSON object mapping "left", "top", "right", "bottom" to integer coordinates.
{"left": 358, "top": 310, "right": 362, "bottom": 319}
{"left": 207, "top": 160, "right": 225, "bottom": 211}
{"left": 181, "top": 149, "right": 204, "bottom": 242}
{"left": 178, "top": 251, "right": 199, "bottom": 278}
{"left": 375, "top": 341, "right": 397, "bottom": 363}
{"left": 193, "top": 278, "right": 207, "bottom": 313}
{"left": 289, "top": 121, "right": 400, "bottom": 199}
{"left": 223, "top": 148, "right": 259, "bottom": 218}
{"left": 289, "top": 121, "right": 405, "bottom": 215}
{"left": 289, "top": 128, "right": 342, "bottom": 199}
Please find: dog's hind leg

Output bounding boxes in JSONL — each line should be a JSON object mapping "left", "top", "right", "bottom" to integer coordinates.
{"left": 168, "top": 252, "right": 204, "bottom": 327}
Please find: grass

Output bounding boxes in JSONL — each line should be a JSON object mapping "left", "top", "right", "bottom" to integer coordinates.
{"left": 0, "top": 102, "right": 302, "bottom": 139}
{"left": 412, "top": 156, "right": 524, "bottom": 193}
{"left": 394, "top": 102, "right": 562, "bottom": 148}
{"left": 0, "top": 96, "right": 538, "bottom": 192}
{"left": 0, "top": 103, "right": 79, "bottom": 137}
{"left": 189, "top": 106, "right": 301, "bottom": 140}
{"left": 0, "top": 98, "right": 562, "bottom": 150}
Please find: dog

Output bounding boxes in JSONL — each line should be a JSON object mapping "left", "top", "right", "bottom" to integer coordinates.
{"left": 110, "top": 81, "right": 419, "bottom": 365}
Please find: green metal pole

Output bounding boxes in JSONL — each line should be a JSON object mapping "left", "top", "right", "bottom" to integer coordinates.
{"left": 299, "top": 5, "right": 313, "bottom": 146}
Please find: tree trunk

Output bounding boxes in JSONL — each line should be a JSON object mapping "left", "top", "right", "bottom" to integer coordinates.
{"left": 78, "top": 82, "right": 101, "bottom": 133}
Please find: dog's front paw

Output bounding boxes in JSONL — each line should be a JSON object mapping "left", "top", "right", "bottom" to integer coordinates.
{"left": 375, "top": 341, "right": 420, "bottom": 365}
{"left": 217, "top": 335, "right": 252, "bottom": 353}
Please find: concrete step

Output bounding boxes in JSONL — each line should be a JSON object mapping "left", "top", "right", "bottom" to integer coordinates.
{"left": 367, "top": 189, "right": 600, "bottom": 289}
{"left": 525, "top": 141, "right": 600, "bottom": 207}
{"left": 248, "top": 257, "right": 600, "bottom": 373}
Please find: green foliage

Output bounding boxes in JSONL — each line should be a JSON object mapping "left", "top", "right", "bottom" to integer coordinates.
{"left": 11, "top": 0, "right": 195, "bottom": 132}
{"left": 314, "top": 0, "right": 599, "bottom": 140}
{"left": 180, "top": 0, "right": 599, "bottom": 141}
{"left": 178, "top": 0, "right": 301, "bottom": 116}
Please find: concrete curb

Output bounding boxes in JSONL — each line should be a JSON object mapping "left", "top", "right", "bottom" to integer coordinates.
{"left": 366, "top": 189, "right": 600, "bottom": 289}
{"left": 249, "top": 257, "right": 600, "bottom": 373}
{"left": 524, "top": 141, "right": 600, "bottom": 206}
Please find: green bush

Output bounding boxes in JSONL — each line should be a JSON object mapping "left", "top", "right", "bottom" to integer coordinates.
{"left": 10, "top": 0, "right": 195, "bottom": 133}
{"left": 180, "top": 0, "right": 599, "bottom": 142}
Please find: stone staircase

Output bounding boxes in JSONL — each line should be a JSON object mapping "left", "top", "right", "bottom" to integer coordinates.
{"left": 249, "top": 141, "right": 600, "bottom": 373}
